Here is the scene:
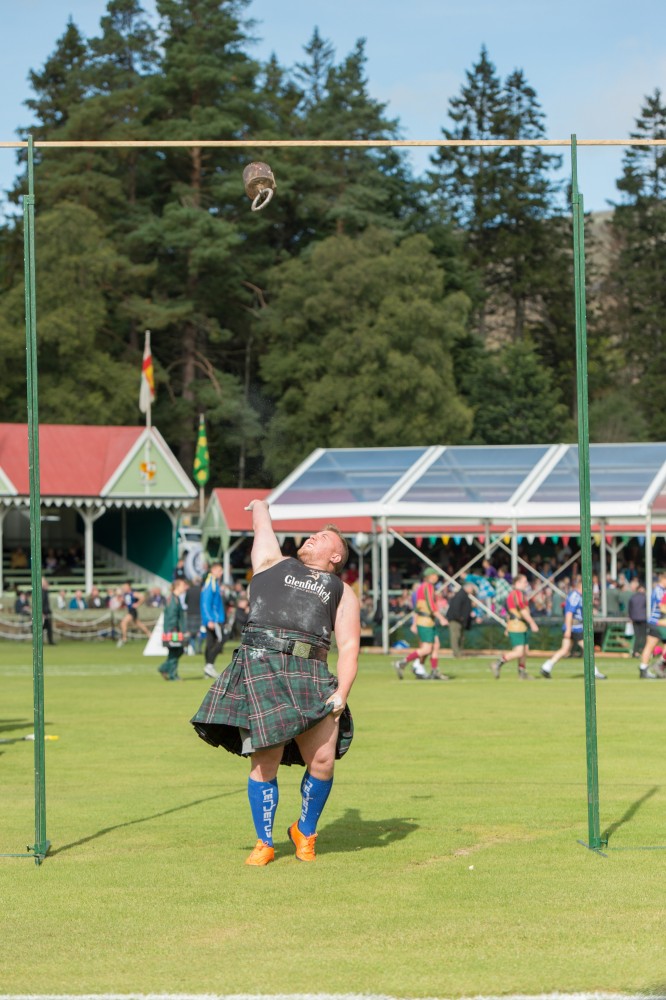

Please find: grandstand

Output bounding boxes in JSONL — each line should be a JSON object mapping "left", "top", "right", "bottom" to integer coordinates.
{"left": 0, "top": 422, "right": 197, "bottom": 597}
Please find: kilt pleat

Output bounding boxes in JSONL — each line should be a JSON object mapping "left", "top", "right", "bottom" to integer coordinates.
{"left": 190, "top": 643, "right": 353, "bottom": 767}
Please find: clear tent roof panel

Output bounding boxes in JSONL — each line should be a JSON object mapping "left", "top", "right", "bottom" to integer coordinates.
{"left": 527, "top": 443, "right": 666, "bottom": 505}
{"left": 266, "top": 443, "right": 666, "bottom": 522}
{"left": 272, "top": 447, "right": 430, "bottom": 506}
{"left": 398, "top": 445, "right": 551, "bottom": 505}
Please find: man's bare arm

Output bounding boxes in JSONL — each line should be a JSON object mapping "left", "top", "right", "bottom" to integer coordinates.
{"left": 327, "top": 583, "right": 361, "bottom": 715}
{"left": 245, "top": 499, "right": 284, "bottom": 573}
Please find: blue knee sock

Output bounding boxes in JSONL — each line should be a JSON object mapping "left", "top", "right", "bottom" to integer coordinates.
{"left": 247, "top": 777, "right": 278, "bottom": 846}
{"left": 298, "top": 771, "right": 333, "bottom": 836}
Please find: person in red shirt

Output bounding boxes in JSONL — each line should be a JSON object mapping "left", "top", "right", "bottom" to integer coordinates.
{"left": 394, "top": 567, "right": 448, "bottom": 680}
{"left": 490, "top": 574, "right": 539, "bottom": 680}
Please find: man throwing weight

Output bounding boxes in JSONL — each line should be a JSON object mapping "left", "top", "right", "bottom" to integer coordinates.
{"left": 191, "top": 499, "right": 360, "bottom": 866}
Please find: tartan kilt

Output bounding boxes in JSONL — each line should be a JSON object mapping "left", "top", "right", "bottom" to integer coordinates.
{"left": 190, "top": 644, "right": 353, "bottom": 767}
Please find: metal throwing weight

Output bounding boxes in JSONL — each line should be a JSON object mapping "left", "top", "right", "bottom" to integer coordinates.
{"left": 242, "top": 161, "right": 276, "bottom": 211}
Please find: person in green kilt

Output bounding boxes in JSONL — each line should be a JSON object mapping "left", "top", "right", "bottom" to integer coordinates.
{"left": 191, "top": 499, "right": 360, "bottom": 867}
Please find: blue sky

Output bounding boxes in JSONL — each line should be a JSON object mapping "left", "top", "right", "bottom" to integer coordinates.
{"left": 0, "top": 0, "right": 664, "bottom": 213}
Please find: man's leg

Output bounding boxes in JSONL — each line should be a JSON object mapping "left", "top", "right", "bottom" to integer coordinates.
{"left": 633, "top": 621, "right": 647, "bottom": 657}
{"left": 639, "top": 633, "right": 660, "bottom": 679}
{"left": 492, "top": 640, "right": 526, "bottom": 678}
{"left": 168, "top": 648, "right": 183, "bottom": 680}
{"left": 117, "top": 614, "right": 129, "bottom": 646}
{"left": 137, "top": 616, "right": 151, "bottom": 638}
{"left": 395, "top": 641, "right": 430, "bottom": 679}
{"left": 204, "top": 625, "right": 223, "bottom": 678}
{"left": 449, "top": 621, "right": 463, "bottom": 657}
{"left": 288, "top": 714, "right": 339, "bottom": 861}
{"left": 541, "top": 637, "right": 572, "bottom": 677}
{"left": 245, "top": 744, "right": 284, "bottom": 866}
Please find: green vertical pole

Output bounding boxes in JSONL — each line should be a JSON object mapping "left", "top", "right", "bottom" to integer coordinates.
{"left": 24, "top": 135, "right": 50, "bottom": 865}
{"left": 571, "top": 134, "right": 602, "bottom": 851}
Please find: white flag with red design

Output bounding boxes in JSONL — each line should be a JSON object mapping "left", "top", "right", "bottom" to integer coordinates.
{"left": 139, "top": 330, "right": 155, "bottom": 414}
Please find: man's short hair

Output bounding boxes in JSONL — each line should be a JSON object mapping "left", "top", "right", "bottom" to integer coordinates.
{"left": 323, "top": 524, "right": 349, "bottom": 576}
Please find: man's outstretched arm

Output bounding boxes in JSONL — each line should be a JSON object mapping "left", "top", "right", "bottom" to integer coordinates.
{"left": 245, "top": 499, "right": 284, "bottom": 573}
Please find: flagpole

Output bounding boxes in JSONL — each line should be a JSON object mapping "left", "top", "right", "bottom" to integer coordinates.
{"left": 198, "top": 410, "right": 205, "bottom": 519}
{"left": 143, "top": 330, "right": 152, "bottom": 494}
{"left": 194, "top": 413, "right": 209, "bottom": 523}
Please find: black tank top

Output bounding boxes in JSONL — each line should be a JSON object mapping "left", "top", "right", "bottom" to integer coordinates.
{"left": 247, "top": 557, "right": 344, "bottom": 646}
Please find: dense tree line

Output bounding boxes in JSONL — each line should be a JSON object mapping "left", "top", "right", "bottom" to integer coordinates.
{"left": 0, "top": 0, "right": 664, "bottom": 486}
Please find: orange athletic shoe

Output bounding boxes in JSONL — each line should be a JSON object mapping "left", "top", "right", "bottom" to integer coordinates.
{"left": 245, "top": 840, "right": 275, "bottom": 866}
{"left": 287, "top": 822, "right": 317, "bottom": 862}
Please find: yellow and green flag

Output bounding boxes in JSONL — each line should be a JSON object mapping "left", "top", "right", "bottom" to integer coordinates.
{"left": 193, "top": 414, "right": 210, "bottom": 487}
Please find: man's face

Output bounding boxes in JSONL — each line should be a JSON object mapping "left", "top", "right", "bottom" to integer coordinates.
{"left": 297, "top": 531, "right": 343, "bottom": 571}
{"left": 211, "top": 565, "right": 223, "bottom": 579}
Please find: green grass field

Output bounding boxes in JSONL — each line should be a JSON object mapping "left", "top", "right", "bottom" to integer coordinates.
{"left": 2, "top": 640, "right": 666, "bottom": 997}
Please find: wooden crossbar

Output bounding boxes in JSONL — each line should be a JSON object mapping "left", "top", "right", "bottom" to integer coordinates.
{"left": 0, "top": 138, "right": 665, "bottom": 149}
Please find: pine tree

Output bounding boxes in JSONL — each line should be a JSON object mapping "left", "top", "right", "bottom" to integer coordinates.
{"left": 605, "top": 88, "right": 666, "bottom": 436}
{"left": 131, "top": 0, "right": 265, "bottom": 477}
{"left": 259, "top": 227, "right": 473, "bottom": 480}
{"left": 428, "top": 49, "right": 566, "bottom": 341}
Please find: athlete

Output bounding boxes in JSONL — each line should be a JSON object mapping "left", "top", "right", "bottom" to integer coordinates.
{"left": 200, "top": 562, "right": 226, "bottom": 680}
{"left": 540, "top": 577, "right": 606, "bottom": 680}
{"left": 636, "top": 570, "right": 666, "bottom": 679}
{"left": 191, "top": 500, "right": 360, "bottom": 866}
{"left": 490, "top": 574, "right": 539, "bottom": 679}
{"left": 116, "top": 580, "right": 151, "bottom": 646}
{"left": 393, "top": 567, "right": 447, "bottom": 680}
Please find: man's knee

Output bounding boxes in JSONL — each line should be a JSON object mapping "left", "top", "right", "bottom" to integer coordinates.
{"left": 250, "top": 745, "right": 283, "bottom": 782}
{"left": 296, "top": 719, "right": 337, "bottom": 779}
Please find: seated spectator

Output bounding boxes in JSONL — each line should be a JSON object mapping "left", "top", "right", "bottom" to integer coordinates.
{"left": 360, "top": 595, "right": 375, "bottom": 628}
{"left": 56, "top": 588, "right": 68, "bottom": 610}
{"left": 147, "top": 586, "right": 166, "bottom": 607}
{"left": 482, "top": 558, "right": 498, "bottom": 579}
{"left": 87, "top": 585, "right": 104, "bottom": 609}
{"left": 11, "top": 546, "right": 28, "bottom": 569}
{"left": 44, "top": 548, "right": 58, "bottom": 573}
{"left": 530, "top": 587, "right": 549, "bottom": 617}
{"left": 14, "top": 590, "right": 30, "bottom": 615}
{"left": 108, "top": 588, "right": 124, "bottom": 611}
{"left": 493, "top": 567, "right": 512, "bottom": 614}
{"left": 66, "top": 545, "right": 82, "bottom": 569}
{"left": 388, "top": 563, "right": 403, "bottom": 590}
{"left": 69, "top": 589, "right": 87, "bottom": 611}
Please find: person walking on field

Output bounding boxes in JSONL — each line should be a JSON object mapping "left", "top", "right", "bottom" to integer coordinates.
{"left": 627, "top": 578, "right": 647, "bottom": 659}
{"left": 200, "top": 562, "right": 226, "bottom": 680}
{"left": 116, "top": 581, "right": 151, "bottom": 646}
{"left": 191, "top": 501, "right": 360, "bottom": 866}
{"left": 445, "top": 581, "right": 476, "bottom": 658}
{"left": 636, "top": 570, "right": 666, "bottom": 679}
{"left": 158, "top": 578, "right": 190, "bottom": 681}
{"left": 393, "top": 567, "right": 447, "bottom": 680}
{"left": 540, "top": 576, "right": 606, "bottom": 680}
{"left": 490, "top": 574, "right": 538, "bottom": 680}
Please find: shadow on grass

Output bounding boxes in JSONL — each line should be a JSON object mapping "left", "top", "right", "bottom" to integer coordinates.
{"left": 317, "top": 806, "right": 419, "bottom": 855}
{"left": 50, "top": 789, "right": 244, "bottom": 856}
{"left": 602, "top": 785, "right": 660, "bottom": 844}
{"left": 0, "top": 719, "right": 32, "bottom": 735}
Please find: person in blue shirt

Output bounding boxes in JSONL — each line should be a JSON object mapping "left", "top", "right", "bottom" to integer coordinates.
{"left": 636, "top": 570, "right": 666, "bottom": 679}
{"left": 540, "top": 576, "right": 606, "bottom": 680}
{"left": 200, "top": 562, "right": 226, "bottom": 679}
